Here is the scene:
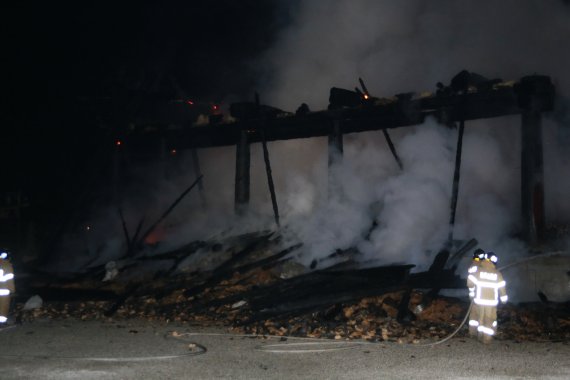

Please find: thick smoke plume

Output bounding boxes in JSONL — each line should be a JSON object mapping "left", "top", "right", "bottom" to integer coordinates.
{"left": 56, "top": 1, "right": 570, "bottom": 302}
{"left": 256, "top": 0, "right": 570, "bottom": 271}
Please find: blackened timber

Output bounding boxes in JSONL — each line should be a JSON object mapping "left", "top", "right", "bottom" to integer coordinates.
{"left": 234, "top": 130, "right": 251, "bottom": 215}
{"left": 190, "top": 148, "right": 206, "bottom": 207}
{"left": 138, "top": 174, "right": 204, "bottom": 246}
{"left": 182, "top": 232, "right": 274, "bottom": 298}
{"left": 232, "top": 243, "right": 302, "bottom": 275}
{"left": 447, "top": 120, "right": 465, "bottom": 247}
{"left": 328, "top": 119, "right": 343, "bottom": 198}
{"left": 118, "top": 207, "right": 131, "bottom": 253}
{"left": 261, "top": 127, "right": 280, "bottom": 227}
{"left": 518, "top": 76, "right": 551, "bottom": 244}
{"left": 521, "top": 107, "right": 545, "bottom": 244}
{"left": 125, "top": 78, "right": 554, "bottom": 151}
{"left": 243, "top": 265, "right": 413, "bottom": 320}
{"left": 382, "top": 129, "right": 403, "bottom": 170}
{"left": 447, "top": 238, "right": 478, "bottom": 268}
{"left": 328, "top": 119, "right": 344, "bottom": 165}
{"left": 249, "top": 285, "right": 407, "bottom": 322}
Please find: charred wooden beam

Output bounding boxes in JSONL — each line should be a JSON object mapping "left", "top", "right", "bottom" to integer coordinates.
{"left": 382, "top": 129, "right": 403, "bottom": 170}
{"left": 261, "top": 127, "right": 280, "bottom": 227}
{"left": 401, "top": 248, "right": 453, "bottom": 318}
{"left": 447, "top": 238, "right": 478, "bottom": 268}
{"left": 125, "top": 76, "right": 555, "bottom": 150}
{"left": 328, "top": 119, "right": 343, "bottom": 198}
{"left": 182, "top": 232, "right": 274, "bottom": 298}
{"left": 516, "top": 76, "right": 553, "bottom": 244}
{"left": 118, "top": 207, "right": 131, "bottom": 253}
{"left": 236, "top": 265, "right": 413, "bottom": 320}
{"left": 234, "top": 243, "right": 302, "bottom": 275}
{"left": 447, "top": 120, "right": 465, "bottom": 247}
{"left": 190, "top": 148, "right": 206, "bottom": 207}
{"left": 138, "top": 174, "right": 203, "bottom": 247}
{"left": 328, "top": 119, "right": 344, "bottom": 164}
{"left": 234, "top": 130, "right": 251, "bottom": 215}
{"left": 248, "top": 285, "right": 407, "bottom": 323}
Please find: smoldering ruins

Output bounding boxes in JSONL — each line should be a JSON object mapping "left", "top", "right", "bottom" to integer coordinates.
{"left": 4, "top": 1, "right": 570, "bottom": 343}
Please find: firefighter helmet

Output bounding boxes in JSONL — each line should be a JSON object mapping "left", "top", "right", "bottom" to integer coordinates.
{"left": 473, "top": 249, "right": 485, "bottom": 261}
{"left": 485, "top": 252, "right": 498, "bottom": 264}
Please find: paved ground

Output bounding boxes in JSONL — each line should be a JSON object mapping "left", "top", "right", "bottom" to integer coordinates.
{"left": 0, "top": 319, "right": 569, "bottom": 379}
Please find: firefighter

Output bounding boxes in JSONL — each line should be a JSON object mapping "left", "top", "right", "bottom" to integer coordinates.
{"left": 467, "top": 250, "right": 508, "bottom": 344}
{"left": 0, "top": 251, "right": 15, "bottom": 326}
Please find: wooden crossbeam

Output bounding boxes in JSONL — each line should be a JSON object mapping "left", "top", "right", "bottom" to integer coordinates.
{"left": 125, "top": 76, "right": 554, "bottom": 151}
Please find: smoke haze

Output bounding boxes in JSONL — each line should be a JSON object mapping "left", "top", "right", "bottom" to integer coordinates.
{"left": 255, "top": 0, "right": 570, "bottom": 271}
{"left": 55, "top": 1, "right": 570, "bottom": 299}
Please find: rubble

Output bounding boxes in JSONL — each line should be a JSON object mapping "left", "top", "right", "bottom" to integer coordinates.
{"left": 13, "top": 231, "right": 570, "bottom": 344}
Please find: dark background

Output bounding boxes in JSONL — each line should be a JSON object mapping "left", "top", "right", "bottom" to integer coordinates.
{"left": 1, "top": 1, "right": 294, "bottom": 258}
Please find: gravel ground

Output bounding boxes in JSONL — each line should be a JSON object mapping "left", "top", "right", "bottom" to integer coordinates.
{"left": 0, "top": 319, "right": 569, "bottom": 379}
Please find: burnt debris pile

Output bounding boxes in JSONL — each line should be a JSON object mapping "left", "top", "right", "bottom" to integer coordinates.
{"left": 15, "top": 230, "right": 570, "bottom": 343}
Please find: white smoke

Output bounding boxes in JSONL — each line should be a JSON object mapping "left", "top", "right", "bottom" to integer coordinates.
{"left": 262, "top": 0, "right": 570, "bottom": 111}
{"left": 254, "top": 0, "right": 570, "bottom": 270}
{"left": 55, "top": 1, "right": 570, "bottom": 297}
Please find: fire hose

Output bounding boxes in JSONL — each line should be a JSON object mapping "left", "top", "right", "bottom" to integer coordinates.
{"left": 253, "top": 252, "right": 569, "bottom": 353}
{"left": 1, "top": 252, "right": 565, "bottom": 358}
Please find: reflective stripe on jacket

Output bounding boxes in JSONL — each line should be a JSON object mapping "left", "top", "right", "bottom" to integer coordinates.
{"left": 466, "top": 260, "right": 507, "bottom": 306}
{"left": 0, "top": 260, "right": 15, "bottom": 295}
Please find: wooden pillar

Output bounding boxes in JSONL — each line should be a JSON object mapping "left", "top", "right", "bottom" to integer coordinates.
{"left": 447, "top": 120, "right": 465, "bottom": 248}
{"left": 234, "top": 130, "right": 251, "bottom": 215}
{"left": 190, "top": 148, "right": 206, "bottom": 207}
{"left": 328, "top": 119, "right": 343, "bottom": 198}
{"left": 515, "top": 75, "right": 555, "bottom": 245}
{"left": 521, "top": 107, "right": 545, "bottom": 245}
{"left": 261, "top": 127, "right": 280, "bottom": 227}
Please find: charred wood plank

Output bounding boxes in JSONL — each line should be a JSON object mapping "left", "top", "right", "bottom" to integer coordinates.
{"left": 242, "top": 265, "right": 413, "bottom": 313}
{"left": 182, "top": 232, "right": 275, "bottom": 298}
{"left": 447, "top": 119, "right": 465, "bottom": 246}
{"left": 261, "top": 126, "right": 280, "bottom": 227}
{"left": 234, "top": 130, "right": 251, "bottom": 215}
{"left": 382, "top": 129, "right": 403, "bottom": 170}
{"left": 118, "top": 207, "right": 131, "bottom": 253}
{"left": 125, "top": 76, "right": 554, "bottom": 150}
{"left": 232, "top": 243, "right": 302, "bottom": 275}
{"left": 138, "top": 174, "right": 203, "bottom": 247}
{"left": 447, "top": 238, "right": 478, "bottom": 268}
{"left": 247, "top": 285, "right": 406, "bottom": 324}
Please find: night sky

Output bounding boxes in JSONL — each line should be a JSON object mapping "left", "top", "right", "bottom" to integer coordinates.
{"left": 2, "top": 1, "right": 290, "bottom": 217}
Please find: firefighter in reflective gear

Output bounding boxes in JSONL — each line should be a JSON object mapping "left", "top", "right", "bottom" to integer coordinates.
{"left": 467, "top": 250, "right": 507, "bottom": 343}
{"left": 0, "top": 251, "right": 16, "bottom": 326}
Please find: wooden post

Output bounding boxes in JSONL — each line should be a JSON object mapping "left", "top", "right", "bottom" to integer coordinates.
{"left": 516, "top": 76, "right": 552, "bottom": 245}
{"left": 382, "top": 129, "right": 403, "bottom": 170}
{"left": 190, "top": 148, "right": 206, "bottom": 207}
{"left": 261, "top": 127, "right": 280, "bottom": 227}
{"left": 447, "top": 120, "right": 465, "bottom": 248}
{"left": 234, "top": 130, "right": 251, "bottom": 215}
{"left": 521, "top": 107, "right": 545, "bottom": 245}
{"left": 328, "top": 119, "right": 343, "bottom": 199}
